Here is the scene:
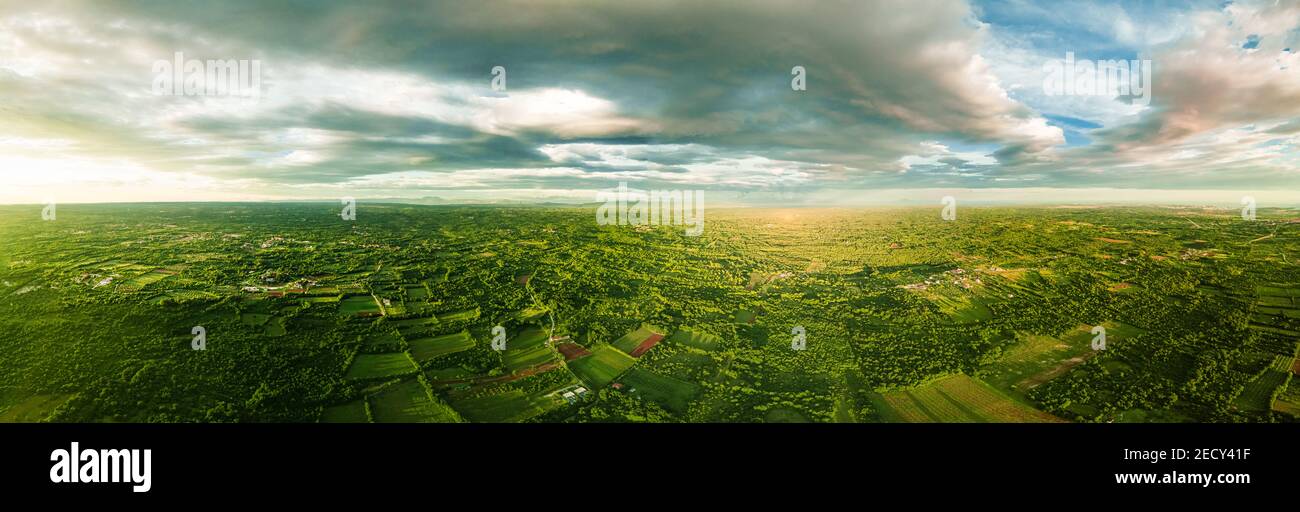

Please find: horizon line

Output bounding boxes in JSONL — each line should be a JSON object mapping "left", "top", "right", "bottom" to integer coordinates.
{"left": 2, "top": 199, "right": 1298, "bottom": 209}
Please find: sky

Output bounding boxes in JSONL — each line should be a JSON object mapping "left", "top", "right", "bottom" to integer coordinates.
{"left": 0, "top": 0, "right": 1297, "bottom": 205}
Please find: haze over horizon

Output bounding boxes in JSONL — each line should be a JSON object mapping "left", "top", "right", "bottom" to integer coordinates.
{"left": 5, "top": 188, "right": 1300, "bottom": 208}
{"left": 1, "top": 0, "right": 1297, "bottom": 205}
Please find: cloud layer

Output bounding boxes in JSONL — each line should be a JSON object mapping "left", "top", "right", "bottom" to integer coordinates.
{"left": 0, "top": 0, "right": 1296, "bottom": 204}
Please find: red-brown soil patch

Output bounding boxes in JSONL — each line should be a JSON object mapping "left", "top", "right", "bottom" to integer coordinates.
{"left": 629, "top": 333, "right": 665, "bottom": 358}
{"left": 555, "top": 342, "right": 592, "bottom": 361}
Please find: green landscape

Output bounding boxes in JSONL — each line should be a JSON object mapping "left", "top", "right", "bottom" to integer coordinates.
{"left": 0, "top": 202, "right": 1296, "bottom": 423}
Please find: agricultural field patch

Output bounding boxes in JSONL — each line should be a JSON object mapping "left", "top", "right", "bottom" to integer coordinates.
{"left": 611, "top": 324, "right": 665, "bottom": 357}
{"left": 509, "top": 326, "right": 550, "bottom": 351}
{"left": 516, "top": 306, "right": 548, "bottom": 322}
{"left": 503, "top": 344, "right": 559, "bottom": 373}
{"left": 555, "top": 341, "right": 592, "bottom": 361}
{"left": 240, "top": 313, "right": 272, "bottom": 326}
{"left": 982, "top": 321, "right": 1143, "bottom": 395}
{"left": 339, "top": 295, "right": 382, "bottom": 317}
{"left": 408, "top": 331, "right": 475, "bottom": 362}
{"left": 1234, "top": 365, "right": 1291, "bottom": 412}
{"left": 619, "top": 368, "right": 699, "bottom": 414}
{"left": 568, "top": 345, "right": 636, "bottom": 388}
{"left": 345, "top": 353, "right": 418, "bottom": 380}
{"left": 364, "top": 329, "right": 404, "bottom": 348}
{"left": 438, "top": 308, "right": 480, "bottom": 323}
{"left": 264, "top": 317, "right": 287, "bottom": 337}
{"left": 0, "top": 394, "right": 71, "bottom": 422}
{"left": 874, "top": 375, "right": 1063, "bottom": 423}
{"left": 123, "top": 270, "right": 171, "bottom": 289}
{"left": 369, "top": 379, "right": 462, "bottom": 423}
{"left": 449, "top": 390, "right": 560, "bottom": 423}
{"left": 763, "top": 408, "right": 810, "bottom": 423}
{"left": 319, "top": 400, "right": 369, "bottom": 423}
{"left": 405, "top": 285, "right": 429, "bottom": 300}
{"left": 667, "top": 327, "right": 723, "bottom": 351}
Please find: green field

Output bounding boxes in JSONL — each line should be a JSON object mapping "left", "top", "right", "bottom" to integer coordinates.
{"left": 981, "top": 321, "right": 1145, "bottom": 396}
{"left": 568, "top": 345, "right": 637, "bottom": 388}
{"left": 438, "top": 308, "right": 480, "bottom": 323}
{"left": 124, "top": 270, "right": 171, "bottom": 289}
{"left": 406, "top": 285, "right": 429, "bottom": 300}
{"left": 319, "top": 400, "right": 370, "bottom": 423}
{"left": 516, "top": 306, "right": 548, "bottom": 322}
{"left": 408, "top": 331, "right": 475, "bottom": 362}
{"left": 619, "top": 368, "right": 700, "bottom": 414}
{"left": 1235, "top": 368, "right": 1292, "bottom": 411}
{"left": 389, "top": 315, "right": 441, "bottom": 337}
{"left": 667, "top": 327, "right": 723, "bottom": 351}
{"left": 240, "top": 312, "right": 272, "bottom": 326}
{"left": 449, "top": 390, "right": 559, "bottom": 423}
{"left": 502, "top": 344, "right": 558, "bottom": 373}
{"left": 264, "top": 317, "right": 287, "bottom": 337}
{"left": 611, "top": 324, "right": 663, "bottom": 355}
{"left": 388, "top": 316, "right": 439, "bottom": 328}
{"left": 509, "top": 326, "right": 550, "bottom": 350}
{"left": 0, "top": 394, "right": 70, "bottom": 422}
{"left": 345, "top": 353, "right": 419, "bottom": 380}
{"left": 339, "top": 295, "right": 382, "bottom": 316}
{"left": 874, "top": 375, "right": 1063, "bottom": 423}
{"left": 369, "top": 379, "right": 462, "bottom": 423}
{"left": 364, "top": 330, "right": 404, "bottom": 348}
{"left": 498, "top": 326, "right": 557, "bottom": 372}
